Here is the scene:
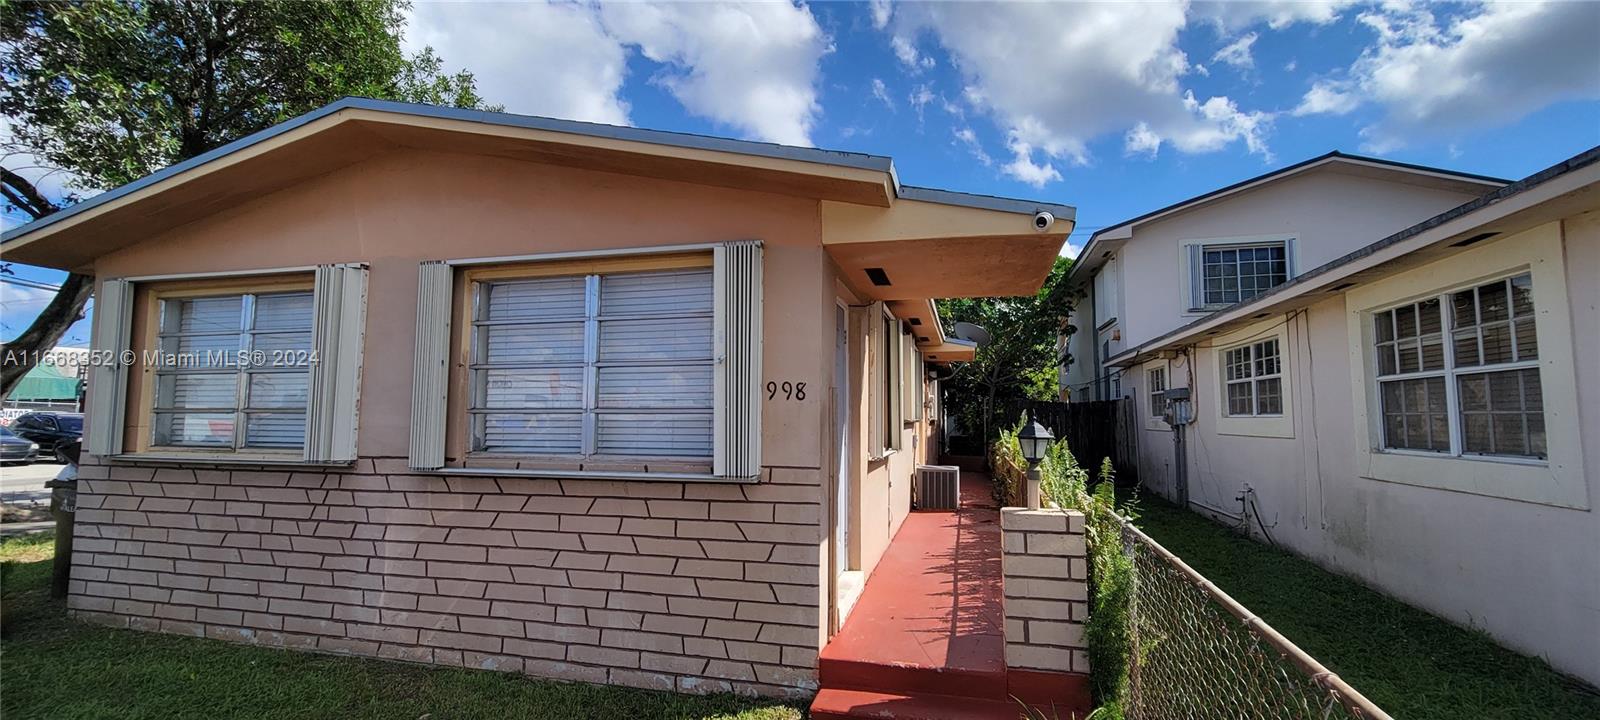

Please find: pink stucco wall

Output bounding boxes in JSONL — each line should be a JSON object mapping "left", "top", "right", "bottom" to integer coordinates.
{"left": 73, "top": 146, "right": 940, "bottom": 696}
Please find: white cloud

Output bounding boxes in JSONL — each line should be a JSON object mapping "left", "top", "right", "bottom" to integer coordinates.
{"left": 1174, "top": 92, "right": 1273, "bottom": 158}
{"left": 1124, "top": 122, "right": 1163, "bottom": 157}
{"left": 908, "top": 83, "right": 935, "bottom": 122}
{"left": 405, "top": 2, "right": 829, "bottom": 146}
{"left": 891, "top": 35, "right": 935, "bottom": 72}
{"left": 1, "top": 117, "right": 84, "bottom": 201}
{"left": 870, "top": 0, "right": 892, "bottom": 30}
{"left": 1211, "top": 32, "right": 1258, "bottom": 70}
{"left": 0, "top": 282, "right": 55, "bottom": 314}
{"left": 939, "top": 94, "right": 966, "bottom": 121}
{"left": 885, "top": 3, "right": 1274, "bottom": 183}
{"left": 405, "top": 2, "right": 630, "bottom": 125}
{"left": 1194, "top": 0, "right": 1357, "bottom": 31}
{"left": 1292, "top": 80, "right": 1360, "bottom": 116}
{"left": 1310, "top": 1, "right": 1600, "bottom": 152}
{"left": 952, "top": 126, "right": 993, "bottom": 166}
{"left": 870, "top": 78, "right": 895, "bottom": 110}
{"left": 598, "top": 3, "right": 828, "bottom": 146}
{"left": 1002, "top": 139, "right": 1062, "bottom": 187}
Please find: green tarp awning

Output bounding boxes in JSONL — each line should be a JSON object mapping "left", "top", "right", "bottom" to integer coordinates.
{"left": 11, "top": 362, "right": 80, "bottom": 401}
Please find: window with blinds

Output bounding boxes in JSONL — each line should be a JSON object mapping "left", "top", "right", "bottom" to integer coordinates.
{"left": 153, "top": 292, "right": 314, "bottom": 449}
{"left": 469, "top": 268, "right": 715, "bottom": 459}
{"left": 84, "top": 267, "right": 365, "bottom": 462}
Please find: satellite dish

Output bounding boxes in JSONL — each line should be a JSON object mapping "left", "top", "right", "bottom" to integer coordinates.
{"left": 951, "top": 322, "right": 993, "bottom": 347}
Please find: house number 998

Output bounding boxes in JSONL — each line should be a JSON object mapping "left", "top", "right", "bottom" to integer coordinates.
{"left": 766, "top": 381, "right": 806, "bottom": 401}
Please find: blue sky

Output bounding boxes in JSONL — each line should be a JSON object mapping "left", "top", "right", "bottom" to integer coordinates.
{"left": 5, "top": 1, "right": 1599, "bottom": 347}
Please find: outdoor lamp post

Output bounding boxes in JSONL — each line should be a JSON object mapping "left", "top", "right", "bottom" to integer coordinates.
{"left": 1018, "top": 419, "right": 1054, "bottom": 509}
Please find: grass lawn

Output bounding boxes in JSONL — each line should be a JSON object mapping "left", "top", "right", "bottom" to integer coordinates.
{"left": 0, "top": 531, "right": 804, "bottom": 720}
{"left": 1129, "top": 497, "right": 1600, "bottom": 720}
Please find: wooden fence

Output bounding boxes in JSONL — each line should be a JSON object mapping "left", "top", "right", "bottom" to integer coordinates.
{"left": 997, "top": 398, "right": 1140, "bottom": 485}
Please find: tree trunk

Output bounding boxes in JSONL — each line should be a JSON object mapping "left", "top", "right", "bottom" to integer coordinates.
{"left": 0, "top": 272, "right": 94, "bottom": 399}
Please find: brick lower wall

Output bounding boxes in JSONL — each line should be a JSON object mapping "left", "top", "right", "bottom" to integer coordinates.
{"left": 1000, "top": 507, "right": 1090, "bottom": 675}
{"left": 65, "top": 457, "right": 823, "bottom": 699}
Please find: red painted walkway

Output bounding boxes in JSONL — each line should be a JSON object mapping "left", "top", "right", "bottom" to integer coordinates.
{"left": 811, "top": 472, "right": 1018, "bottom": 719}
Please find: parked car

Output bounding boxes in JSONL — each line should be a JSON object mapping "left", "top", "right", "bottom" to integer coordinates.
{"left": 8, "top": 412, "right": 83, "bottom": 460}
{"left": 0, "top": 426, "right": 39, "bottom": 464}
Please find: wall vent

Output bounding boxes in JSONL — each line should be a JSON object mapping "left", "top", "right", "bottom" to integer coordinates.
{"left": 1452, "top": 231, "right": 1500, "bottom": 248}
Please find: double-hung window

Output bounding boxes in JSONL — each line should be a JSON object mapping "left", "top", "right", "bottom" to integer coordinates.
{"left": 1373, "top": 273, "right": 1544, "bottom": 459}
{"left": 1221, "top": 338, "right": 1281, "bottom": 416}
{"left": 469, "top": 268, "right": 715, "bottom": 458}
{"left": 154, "top": 292, "right": 313, "bottom": 449}
{"left": 1148, "top": 367, "right": 1168, "bottom": 421}
{"left": 1188, "top": 238, "right": 1294, "bottom": 310}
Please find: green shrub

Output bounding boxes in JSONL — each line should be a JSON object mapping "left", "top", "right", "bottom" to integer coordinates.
{"left": 1029, "top": 441, "right": 1134, "bottom": 717}
{"left": 991, "top": 414, "right": 1139, "bottom": 717}
{"left": 990, "top": 416, "right": 1028, "bottom": 507}
{"left": 1083, "top": 470, "right": 1134, "bottom": 718}
{"left": 1039, "top": 437, "right": 1088, "bottom": 506}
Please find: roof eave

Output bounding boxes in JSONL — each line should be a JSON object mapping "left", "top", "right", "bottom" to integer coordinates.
{"left": 2, "top": 97, "right": 1076, "bottom": 264}
{"left": 898, "top": 185, "right": 1075, "bottom": 219}
{"left": 1082, "top": 150, "right": 1510, "bottom": 248}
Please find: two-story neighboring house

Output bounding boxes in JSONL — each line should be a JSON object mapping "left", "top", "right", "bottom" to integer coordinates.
{"left": 1061, "top": 152, "right": 1507, "bottom": 401}
{"left": 1058, "top": 148, "right": 1600, "bottom": 685}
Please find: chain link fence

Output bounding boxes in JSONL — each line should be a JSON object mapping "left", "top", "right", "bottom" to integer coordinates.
{"left": 1120, "top": 521, "right": 1392, "bottom": 720}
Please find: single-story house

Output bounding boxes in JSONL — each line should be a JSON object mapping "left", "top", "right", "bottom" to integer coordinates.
{"left": 0, "top": 97, "right": 1073, "bottom": 698}
{"left": 1061, "top": 147, "right": 1600, "bottom": 685}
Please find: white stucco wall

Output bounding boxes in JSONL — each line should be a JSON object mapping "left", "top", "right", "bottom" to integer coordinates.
{"left": 1142, "top": 218, "right": 1600, "bottom": 684}
{"left": 1061, "top": 305, "right": 1101, "bottom": 401}
{"left": 1111, "top": 168, "right": 1489, "bottom": 353}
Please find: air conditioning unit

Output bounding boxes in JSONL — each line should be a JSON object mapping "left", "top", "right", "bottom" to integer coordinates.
{"left": 915, "top": 465, "right": 960, "bottom": 510}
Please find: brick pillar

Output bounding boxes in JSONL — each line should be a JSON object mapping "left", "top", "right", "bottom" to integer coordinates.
{"left": 1000, "top": 507, "right": 1090, "bottom": 675}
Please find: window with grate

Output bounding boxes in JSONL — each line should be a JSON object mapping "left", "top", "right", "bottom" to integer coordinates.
{"left": 1221, "top": 338, "right": 1281, "bottom": 417}
{"left": 153, "top": 292, "right": 314, "bottom": 449}
{"left": 470, "top": 268, "right": 714, "bottom": 459}
{"left": 1372, "top": 272, "right": 1543, "bottom": 459}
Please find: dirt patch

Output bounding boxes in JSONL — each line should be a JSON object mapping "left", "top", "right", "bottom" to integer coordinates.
{"left": 1, "top": 504, "right": 50, "bottom": 524}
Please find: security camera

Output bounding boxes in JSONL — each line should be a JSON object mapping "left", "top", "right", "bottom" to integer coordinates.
{"left": 1033, "top": 211, "right": 1055, "bottom": 232}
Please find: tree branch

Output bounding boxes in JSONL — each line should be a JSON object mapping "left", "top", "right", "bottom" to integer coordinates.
{"left": 1, "top": 166, "right": 59, "bottom": 218}
{"left": 0, "top": 166, "right": 94, "bottom": 401}
{"left": 0, "top": 272, "right": 94, "bottom": 399}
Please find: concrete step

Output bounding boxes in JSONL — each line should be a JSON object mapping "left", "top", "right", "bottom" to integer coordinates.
{"left": 808, "top": 688, "right": 1028, "bottom": 720}
{"left": 818, "top": 655, "right": 1009, "bottom": 702}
